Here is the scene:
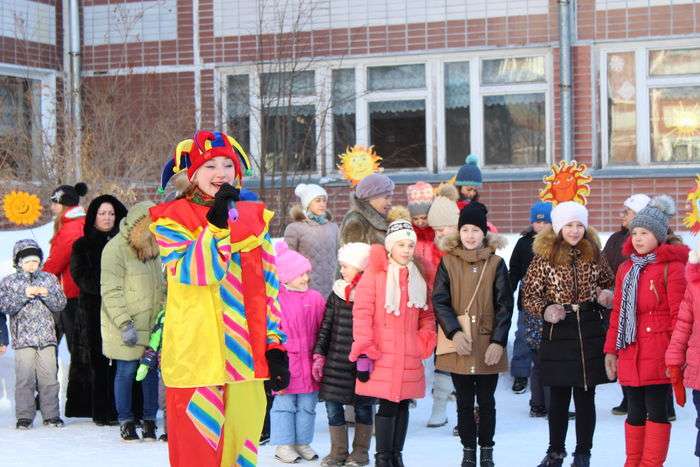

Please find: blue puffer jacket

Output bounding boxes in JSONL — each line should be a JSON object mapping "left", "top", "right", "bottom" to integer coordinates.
{"left": 0, "top": 240, "right": 67, "bottom": 349}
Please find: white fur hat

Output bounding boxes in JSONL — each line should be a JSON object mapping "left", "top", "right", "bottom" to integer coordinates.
{"left": 551, "top": 201, "right": 589, "bottom": 235}
{"left": 295, "top": 183, "right": 327, "bottom": 210}
{"left": 337, "top": 242, "right": 371, "bottom": 271}
{"left": 624, "top": 194, "right": 651, "bottom": 214}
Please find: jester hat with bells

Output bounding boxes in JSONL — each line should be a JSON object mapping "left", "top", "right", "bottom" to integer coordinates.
{"left": 159, "top": 130, "right": 253, "bottom": 193}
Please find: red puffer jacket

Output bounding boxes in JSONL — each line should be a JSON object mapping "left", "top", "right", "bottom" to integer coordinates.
{"left": 604, "top": 237, "right": 688, "bottom": 387}
{"left": 43, "top": 207, "right": 86, "bottom": 299}
{"left": 666, "top": 259, "right": 700, "bottom": 390}
{"left": 413, "top": 225, "right": 442, "bottom": 288}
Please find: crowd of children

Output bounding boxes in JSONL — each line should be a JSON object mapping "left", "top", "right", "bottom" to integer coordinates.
{"left": 4, "top": 132, "right": 700, "bottom": 467}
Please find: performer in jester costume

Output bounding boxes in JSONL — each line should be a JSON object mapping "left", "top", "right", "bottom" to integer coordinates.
{"left": 150, "top": 130, "right": 289, "bottom": 467}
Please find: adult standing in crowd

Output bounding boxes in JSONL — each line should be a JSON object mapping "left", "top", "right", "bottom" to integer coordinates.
{"left": 44, "top": 182, "right": 88, "bottom": 352}
{"left": 284, "top": 183, "right": 339, "bottom": 298}
{"left": 68, "top": 195, "right": 127, "bottom": 424}
{"left": 523, "top": 202, "right": 615, "bottom": 467}
{"left": 101, "top": 201, "right": 164, "bottom": 441}
{"left": 339, "top": 173, "right": 394, "bottom": 246}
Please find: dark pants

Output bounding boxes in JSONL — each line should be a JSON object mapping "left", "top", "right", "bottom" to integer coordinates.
{"left": 114, "top": 360, "right": 158, "bottom": 423}
{"left": 511, "top": 307, "right": 533, "bottom": 378}
{"left": 326, "top": 400, "right": 374, "bottom": 426}
{"left": 694, "top": 390, "right": 700, "bottom": 458}
{"left": 451, "top": 373, "right": 499, "bottom": 449}
{"left": 625, "top": 384, "right": 670, "bottom": 426}
{"left": 548, "top": 386, "right": 596, "bottom": 455}
{"left": 530, "top": 349, "right": 549, "bottom": 409}
{"left": 55, "top": 298, "right": 78, "bottom": 354}
{"left": 261, "top": 381, "right": 273, "bottom": 439}
{"left": 377, "top": 399, "right": 409, "bottom": 417}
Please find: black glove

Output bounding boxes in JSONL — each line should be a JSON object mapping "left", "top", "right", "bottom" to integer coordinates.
{"left": 206, "top": 183, "right": 240, "bottom": 228}
{"left": 266, "top": 349, "right": 290, "bottom": 391}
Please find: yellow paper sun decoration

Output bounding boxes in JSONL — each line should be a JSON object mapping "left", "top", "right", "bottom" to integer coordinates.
{"left": 539, "top": 160, "right": 592, "bottom": 206}
{"left": 683, "top": 175, "right": 700, "bottom": 234}
{"left": 3, "top": 191, "right": 42, "bottom": 226}
{"left": 337, "top": 145, "right": 382, "bottom": 186}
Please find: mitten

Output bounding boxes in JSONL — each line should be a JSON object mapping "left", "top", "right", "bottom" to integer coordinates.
{"left": 206, "top": 183, "right": 240, "bottom": 228}
{"left": 266, "top": 349, "right": 290, "bottom": 391}
{"left": 668, "top": 366, "right": 686, "bottom": 407}
{"left": 120, "top": 322, "right": 138, "bottom": 346}
{"left": 136, "top": 347, "right": 158, "bottom": 381}
{"left": 356, "top": 355, "right": 373, "bottom": 383}
{"left": 312, "top": 354, "right": 326, "bottom": 383}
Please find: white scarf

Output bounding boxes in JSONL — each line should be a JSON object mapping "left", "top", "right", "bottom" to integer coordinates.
{"left": 385, "top": 258, "right": 427, "bottom": 316}
{"left": 333, "top": 279, "right": 354, "bottom": 302}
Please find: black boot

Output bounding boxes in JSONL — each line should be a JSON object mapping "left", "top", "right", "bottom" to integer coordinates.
{"left": 141, "top": 420, "right": 157, "bottom": 441}
{"left": 480, "top": 447, "right": 494, "bottom": 467}
{"left": 537, "top": 451, "right": 566, "bottom": 467}
{"left": 374, "top": 415, "right": 395, "bottom": 467}
{"left": 462, "top": 448, "right": 476, "bottom": 466}
{"left": 393, "top": 408, "right": 409, "bottom": 467}
{"left": 570, "top": 451, "right": 590, "bottom": 467}
{"left": 120, "top": 421, "right": 140, "bottom": 441}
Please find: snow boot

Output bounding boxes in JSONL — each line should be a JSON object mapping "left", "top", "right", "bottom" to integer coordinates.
{"left": 428, "top": 372, "right": 452, "bottom": 427}
{"left": 512, "top": 377, "right": 528, "bottom": 394}
{"left": 530, "top": 405, "right": 547, "bottom": 418}
{"left": 624, "top": 422, "right": 645, "bottom": 467}
{"left": 461, "top": 448, "right": 477, "bottom": 466}
{"left": 275, "top": 445, "right": 302, "bottom": 463}
{"left": 120, "top": 421, "right": 140, "bottom": 441}
{"left": 141, "top": 420, "right": 157, "bottom": 441}
{"left": 612, "top": 394, "right": 628, "bottom": 415}
{"left": 321, "top": 424, "right": 349, "bottom": 466}
{"left": 374, "top": 415, "right": 395, "bottom": 467}
{"left": 16, "top": 418, "right": 32, "bottom": 430}
{"left": 640, "top": 421, "right": 670, "bottom": 467}
{"left": 43, "top": 417, "right": 64, "bottom": 428}
{"left": 393, "top": 408, "right": 409, "bottom": 467}
{"left": 159, "top": 433, "right": 168, "bottom": 442}
{"left": 570, "top": 452, "right": 590, "bottom": 467}
{"left": 346, "top": 423, "right": 372, "bottom": 466}
{"left": 295, "top": 444, "right": 318, "bottom": 461}
{"left": 537, "top": 451, "right": 566, "bottom": 467}
{"left": 480, "top": 446, "right": 494, "bottom": 467}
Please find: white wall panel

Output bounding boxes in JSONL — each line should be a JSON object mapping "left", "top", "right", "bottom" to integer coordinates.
{"left": 0, "top": 0, "right": 55, "bottom": 45}
{"left": 83, "top": 0, "right": 177, "bottom": 46}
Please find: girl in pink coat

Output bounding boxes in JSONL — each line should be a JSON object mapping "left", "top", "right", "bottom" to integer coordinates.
{"left": 270, "top": 241, "right": 326, "bottom": 463}
{"left": 666, "top": 238, "right": 700, "bottom": 465}
{"left": 349, "top": 219, "right": 437, "bottom": 467}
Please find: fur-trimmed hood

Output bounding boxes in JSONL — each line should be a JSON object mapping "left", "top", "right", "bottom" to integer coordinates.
{"left": 120, "top": 201, "right": 159, "bottom": 262}
{"left": 349, "top": 194, "right": 388, "bottom": 232}
{"left": 533, "top": 226, "right": 602, "bottom": 266}
{"left": 436, "top": 231, "right": 507, "bottom": 255}
{"left": 289, "top": 204, "right": 333, "bottom": 223}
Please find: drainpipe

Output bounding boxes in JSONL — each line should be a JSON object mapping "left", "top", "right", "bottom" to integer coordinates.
{"left": 69, "top": 0, "right": 82, "bottom": 179}
{"left": 559, "top": 0, "right": 573, "bottom": 162}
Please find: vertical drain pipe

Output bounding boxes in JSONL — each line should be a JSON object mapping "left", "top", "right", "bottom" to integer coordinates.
{"left": 559, "top": 0, "right": 573, "bottom": 162}
{"left": 69, "top": 0, "right": 82, "bottom": 179}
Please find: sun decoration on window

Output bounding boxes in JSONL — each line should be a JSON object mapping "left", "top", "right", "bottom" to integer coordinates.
{"left": 667, "top": 102, "right": 700, "bottom": 141}
{"left": 337, "top": 145, "right": 383, "bottom": 186}
{"left": 683, "top": 176, "right": 700, "bottom": 234}
{"left": 539, "top": 160, "right": 592, "bottom": 206}
{"left": 3, "top": 191, "right": 43, "bottom": 226}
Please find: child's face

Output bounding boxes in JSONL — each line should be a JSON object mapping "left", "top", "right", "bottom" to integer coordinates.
{"left": 561, "top": 221, "right": 585, "bottom": 246}
{"left": 631, "top": 227, "right": 659, "bottom": 255}
{"left": 192, "top": 156, "right": 237, "bottom": 197}
{"left": 286, "top": 272, "right": 310, "bottom": 291}
{"left": 460, "top": 186, "right": 478, "bottom": 200}
{"left": 412, "top": 214, "right": 428, "bottom": 229}
{"left": 308, "top": 197, "right": 327, "bottom": 216}
{"left": 460, "top": 224, "right": 485, "bottom": 250}
{"left": 390, "top": 239, "right": 416, "bottom": 266}
{"left": 532, "top": 220, "right": 550, "bottom": 234}
{"left": 95, "top": 202, "right": 116, "bottom": 232}
{"left": 434, "top": 225, "right": 457, "bottom": 239}
{"left": 50, "top": 202, "right": 63, "bottom": 216}
{"left": 20, "top": 259, "right": 40, "bottom": 273}
{"left": 339, "top": 262, "right": 360, "bottom": 283}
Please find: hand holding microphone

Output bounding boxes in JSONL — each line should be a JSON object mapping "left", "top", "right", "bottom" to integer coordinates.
{"left": 206, "top": 183, "right": 241, "bottom": 228}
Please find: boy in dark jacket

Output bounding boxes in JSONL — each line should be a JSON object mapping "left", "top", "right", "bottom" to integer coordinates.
{"left": 0, "top": 239, "right": 67, "bottom": 429}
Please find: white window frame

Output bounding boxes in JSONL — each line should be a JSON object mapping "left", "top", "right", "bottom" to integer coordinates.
{"left": 218, "top": 47, "right": 553, "bottom": 176}
{"left": 599, "top": 40, "right": 700, "bottom": 168}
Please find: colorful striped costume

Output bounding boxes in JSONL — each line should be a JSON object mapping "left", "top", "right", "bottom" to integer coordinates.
{"left": 150, "top": 198, "right": 285, "bottom": 467}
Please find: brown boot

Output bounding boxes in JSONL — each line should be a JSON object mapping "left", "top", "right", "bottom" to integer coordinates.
{"left": 345, "top": 423, "right": 373, "bottom": 466}
{"left": 321, "top": 425, "right": 349, "bottom": 467}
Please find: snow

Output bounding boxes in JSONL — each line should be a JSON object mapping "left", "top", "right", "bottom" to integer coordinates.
{"left": 0, "top": 226, "right": 697, "bottom": 466}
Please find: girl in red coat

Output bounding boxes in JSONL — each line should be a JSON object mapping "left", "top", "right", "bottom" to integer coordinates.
{"left": 604, "top": 195, "right": 688, "bottom": 467}
{"left": 44, "top": 182, "right": 88, "bottom": 353}
{"left": 349, "top": 219, "right": 437, "bottom": 467}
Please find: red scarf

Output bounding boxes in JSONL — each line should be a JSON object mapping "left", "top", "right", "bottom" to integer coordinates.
{"left": 345, "top": 273, "right": 363, "bottom": 303}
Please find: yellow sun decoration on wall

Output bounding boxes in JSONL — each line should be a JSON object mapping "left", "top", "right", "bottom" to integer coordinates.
{"left": 3, "top": 191, "right": 42, "bottom": 226}
{"left": 337, "top": 145, "right": 383, "bottom": 186}
{"left": 684, "top": 175, "right": 700, "bottom": 234}
{"left": 540, "top": 160, "right": 592, "bottom": 206}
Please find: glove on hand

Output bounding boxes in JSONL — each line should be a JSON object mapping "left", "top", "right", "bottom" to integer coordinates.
{"left": 266, "top": 349, "right": 290, "bottom": 392}
{"left": 668, "top": 366, "right": 686, "bottom": 407}
{"left": 312, "top": 354, "right": 325, "bottom": 383}
{"left": 206, "top": 183, "right": 241, "bottom": 228}
{"left": 120, "top": 322, "right": 138, "bottom": 347}
{"left": 356, "top": 355, "right": 373, "bottom": 383}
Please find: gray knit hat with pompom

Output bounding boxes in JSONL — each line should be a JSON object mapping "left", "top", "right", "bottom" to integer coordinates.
{"left": 628, "top": 194, "right": 676, "bottom": 243}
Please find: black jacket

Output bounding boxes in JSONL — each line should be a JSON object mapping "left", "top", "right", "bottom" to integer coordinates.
{"left": 313, "top": 291, "right": 373, "bottom": 405}
{"left": 508, "top": 229, "right": 535, "bottom": 311}
{"left": 602, "top": 228, "right": 629, "bottom": 276}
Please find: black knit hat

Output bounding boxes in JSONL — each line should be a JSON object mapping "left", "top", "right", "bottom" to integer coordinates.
{"left": 50, "top": 182, "right": 88, "bottom": 207}
{"left": 458, "top": 201, "right": 488, "bottom": 234}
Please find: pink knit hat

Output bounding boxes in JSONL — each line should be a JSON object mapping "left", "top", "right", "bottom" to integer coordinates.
{"left": 274, "top": 241, "right": 312, "bottom": 284}
{"left": 406, "top": 182, "right": 434, "bottom": 217}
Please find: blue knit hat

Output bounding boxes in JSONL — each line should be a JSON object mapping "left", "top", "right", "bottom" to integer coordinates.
{"left": 529, "top": 201, "right": 553, "bottom": 224}
{"left": 455, "top": 154, "right": 482, "bottom": 187}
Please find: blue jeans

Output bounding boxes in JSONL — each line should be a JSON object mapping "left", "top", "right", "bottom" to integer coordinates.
{"left": 325, "top": 400, "right": 374, "bottom": 426}
{"left": 270, "top": 392, "right": 318, "bottom": 445}
{"left": 114, "top": 359, "right": 159, "bottom": 423}
{"left": 510, "top": 307, "right": 533, "bottom": 378}
{"left": 694, "top": 390, "right": 700, "bottom": 458}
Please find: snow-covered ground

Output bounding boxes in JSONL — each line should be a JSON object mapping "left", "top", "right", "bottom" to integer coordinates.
{"left": 0, "top": 226, "right": 697, "bottom": 466}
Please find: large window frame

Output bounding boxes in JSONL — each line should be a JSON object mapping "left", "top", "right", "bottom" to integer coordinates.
{"left": 218, "top": 48, "right": 553, "bottom": 176}
{"left": 600, "top": 40, "right": 700, "bottom": 167}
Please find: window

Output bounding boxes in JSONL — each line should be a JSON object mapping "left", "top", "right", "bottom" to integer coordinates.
{"left": 260, "top": 70, "right": 315, "bottom": 98}
{"left": 444, "top": 62, "right": 470, "bottom": 166}
{"left": 0, "top": 76, "right": 34, "bottom": 178}
{"left": 481, "top": 57, "right": 545, "bottom": 85}
{"left": 603, "top": 44, "right": 700, "bottom": 166}
{"left": 332, "top": 69, "right": 355, "bottom": 157}
{"left": 261, "top": 105, "right": 316, "bottom": 172}
{"left": 226, "top": 74, "right": 250, "bottom": 151}
{"left": 368, "top": 64, "right": 425, "bottom": 91}
{"left": 369, "top": 100, "right": 426, "bottom": 168}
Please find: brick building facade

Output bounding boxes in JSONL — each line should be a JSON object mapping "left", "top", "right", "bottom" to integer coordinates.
{"left": 1, "top": 0, "right": 700, "bottom": 233}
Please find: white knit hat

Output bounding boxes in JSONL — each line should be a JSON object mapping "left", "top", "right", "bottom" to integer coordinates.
{"left": 624, "top": 194, "right": 651, "bottom": 214}
{"left": 551, "top": 201, "right": 589, "bottom": 235}
{"left": 337, "top": 242, "right": 371, "bottom": 271}
{"left": 294, "top": 183, "right": 327, "bottom": 210}
{"left": 385, "top": 220, "right": 417, "bottom": 252}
